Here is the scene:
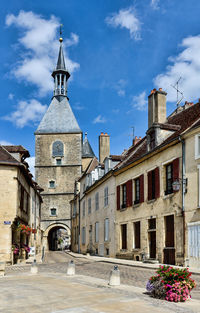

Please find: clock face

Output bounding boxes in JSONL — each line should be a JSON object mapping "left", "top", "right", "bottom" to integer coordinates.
{"left": 53, "top": 141, "right": 63, "bottom": 156}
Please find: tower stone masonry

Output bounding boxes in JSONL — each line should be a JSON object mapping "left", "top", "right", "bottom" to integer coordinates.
{"left": 34, "top": 35, "right": 82, "bottom": 249}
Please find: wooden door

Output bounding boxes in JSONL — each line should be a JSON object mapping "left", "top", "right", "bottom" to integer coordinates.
{"left": 164, "top": 215, "right": 175, "bottom": 264}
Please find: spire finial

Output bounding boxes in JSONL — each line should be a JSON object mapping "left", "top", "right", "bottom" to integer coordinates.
{"left": 59, "top": 24, "right": 63, "bottom": 43}
{"left": 85, "top": 132, "right": 87, "bottom": 138}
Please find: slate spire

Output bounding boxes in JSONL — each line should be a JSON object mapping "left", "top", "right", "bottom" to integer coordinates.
{"left": 52, "top": 27, "right": 70, "bottom": 97}
{"left": 35, "top": 27, "right": 81, "bottom": 134}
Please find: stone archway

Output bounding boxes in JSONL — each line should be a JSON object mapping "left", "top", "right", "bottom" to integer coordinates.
{"left": 43, "top": 223, "right": 71, "bottom": 252}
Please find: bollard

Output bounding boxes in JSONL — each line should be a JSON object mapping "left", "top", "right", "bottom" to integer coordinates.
{"left": 0, "top": 262, "right": 5, "bottom": 277}
{"left": 67, "top": 260, "right": 75, "bottom": 276}
{"left": 109, "top": 265, "right": 120, "bottom": 286}
{"left": 31, "top": 259, "right": 38, "bottom": 274}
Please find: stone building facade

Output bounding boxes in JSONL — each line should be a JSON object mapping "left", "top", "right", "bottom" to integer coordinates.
{"left": 35, "top": 37, "right": 82, "bottom": 250}
{"left": 0, "top": 145, "right": 42, "bottom": 264}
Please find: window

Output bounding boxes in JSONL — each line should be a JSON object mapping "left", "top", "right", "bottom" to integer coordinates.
{"left": 82, "top": 227, "right": 86, "bottom": 245}
{"left": 134, "top": 221, "right": 140, "bottom": 249}
{"left": 121, "top": 224, "right": 127, "bottom": 249}
{"left": 134, "top": 175, "right": 144, "bottom": 204}
{"left": 52, "top": 141, "right": 64, "bottom": 157}
{"left": 82, "top": 201, "right": 85, "bottom": 217}
{"left": 195, "top": 134, "right": 200, "bottom": 159}
{"left": 95, "top": 192, "right": 99, "bottom": 210}
{"left": 149, "top": 218, "right": 156, "bottom": 230}
{"left": 104, "top": 186, "right": 108, "bottom": 207}
{"left": 49, "top": 180, "right": 55, "bottom": 188}
{"left": 165, "top": 163, "right": 173, "bottom": 195}
{"left": 148, "top": 168, "right": 160, "bottom": 201}
{"left": 95, "top": 222, "right": 99, "bottom": 242}
{"left": 50, "top": 208, "right": 57, "bottom": 216}
{"left": 122, "top": 184, "right": 127, "bottom": 208}
{"left": 104, "top": 218, "right": 109, "bottom": 241}
{"left": 56, "top": 159, "right": 62, "bottom": 165}
{"left": 88, "top": 198, "right": 91, "bottom": 214}
{"left": 134, "top": 178, "right": 140, "bottom": 204}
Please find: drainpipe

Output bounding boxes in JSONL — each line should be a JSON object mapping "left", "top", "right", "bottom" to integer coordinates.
{"left": 179, "top": 136, "right": 186, "bottom": 263}
{"left": 78, "top": 196, "right": 80, "bottom": 254}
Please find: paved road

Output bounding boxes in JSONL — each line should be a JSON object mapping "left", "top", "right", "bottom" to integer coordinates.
{"left": 6, "top": 251, "right": 200, "bottom": 300}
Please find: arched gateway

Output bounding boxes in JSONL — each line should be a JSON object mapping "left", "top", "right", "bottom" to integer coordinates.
{"left": 43, "top": 223, "right": 71, "bottom": 251}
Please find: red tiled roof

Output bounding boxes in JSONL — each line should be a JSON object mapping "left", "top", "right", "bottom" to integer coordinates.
{"left": 115, "top": 101, "right": 200, "bottom": 171}
{"left": 0, "top": 146, "right": 20, "bottom": 165}
{"left": 2, "top": 145, "right": 30, "bottom": 158}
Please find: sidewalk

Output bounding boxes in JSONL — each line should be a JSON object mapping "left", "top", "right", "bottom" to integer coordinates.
{"left": 1, "top": 271, "right": 199, "bottom": 313}
{"left": 66, "top": 251, "right": 200, "bottom": 275}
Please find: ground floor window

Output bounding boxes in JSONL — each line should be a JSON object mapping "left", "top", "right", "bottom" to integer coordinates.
{"left": 188, "top": 223, "right": 200, "bottom": 258}
{"left": 82, "top": 227, "right": 86, "bottom": 245}
{"left": 95, "top": 222, "right": 99, "bottom": 243}
{"left": 104, "top": 218, "right": 109, "bottom": 241}
{"left": 121, "top": 224, "right": 127, "bottom": 250}
{"left": 134, "top": 221, "right": 140, "bottom": 249}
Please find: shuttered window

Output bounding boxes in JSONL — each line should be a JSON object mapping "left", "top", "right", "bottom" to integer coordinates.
{"left": 95, "top": 222, "right": 99, "bottom": 243}
{"left": 148, "top": 167, "right": 160, "bottom": 200}
{"left": 134, "top": 175, "right": 144, "bottom": 204}
{"left": 82, "top": 227, "right": 86, "bottom": 245}
{"left": 95, "top": 192, "right": 99, "bottom": 210}
{"left": 104, "top": 218, "right": 109, "bottom": 241}
{"left": 122, "top": 184, "right": 127, "bottom": 208}
{"left": 126, "top": 180, "right": 133, "bottom": 207}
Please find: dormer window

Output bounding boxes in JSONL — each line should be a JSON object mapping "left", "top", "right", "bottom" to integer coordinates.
{"left": 49, "top": 180, "right": 55, "bottom": 188}
{"left": 52, "top": 141, "right": 64, "bottom": 157}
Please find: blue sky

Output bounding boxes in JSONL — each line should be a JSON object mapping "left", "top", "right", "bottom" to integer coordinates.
{"left": 1, "top": 0, "right": 200, "bottom": 173}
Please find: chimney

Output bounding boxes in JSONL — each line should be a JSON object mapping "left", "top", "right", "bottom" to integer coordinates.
{"left": 99, "top": 132, "right": 110, "bottom": 163}
{"left": 148, "top": 88, "right": 167, "bottom": 129}
{"left": 133, "top": 136, "right": 142, "bottom": 146}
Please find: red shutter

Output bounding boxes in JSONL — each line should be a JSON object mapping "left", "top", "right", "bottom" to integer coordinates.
{"left": 117, "top": 185, "right": 120, "bottom": 210}
{"left": 173, "top": 158, "right": 179, "bottom": 180}
{"left": 173, "top": 158, "right": 179, "bottom": 193}
{"left": 155, "top": 167, "right": 160, "bottom": 199}
{"left": 148, "top": 171, "right": 152, "bottom": 200}
{"left": 139, "top": 174, "right": 144, "bottom": 203}
{"left": 126, "top": 180, "right": 133, "bottom": 207}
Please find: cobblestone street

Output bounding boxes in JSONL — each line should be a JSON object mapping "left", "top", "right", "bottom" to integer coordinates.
{"left": 5, "top": 251, "right": 200, "bottom": 301}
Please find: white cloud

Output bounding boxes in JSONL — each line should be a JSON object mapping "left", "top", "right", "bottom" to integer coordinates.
{"left": 8, "top": 93, "right": 14, "bottom": 100}
{"left": 27, "top": 156, "right": 35, "bottom": 177}
{"left": 0, "top": 140, "right": 13, "bottom": 145}
{"left": 4, "top": 99, "right": 47, "bottom": 128}
{"left": 105, "top": 6, "right": 141, "bottom": 40}
{"left": 5, "top": 11, "right": 79, "bottom": 96}
{"left": 73, "top": 103, "right": 85, "bottom": 111}
{"left": 150, "top": 0, "right": 160, "bottom": 10}
{"left": 93, "top": 115, "right": 107, "bottom": 124}
{"left": 154, "top": 35, "right": 200, "bottom": 103}
{"left": 131, "top": 91, "right": 147, "bottom": 111}
{"left": 113, "top": 79, "right": 127, "bottom": 97}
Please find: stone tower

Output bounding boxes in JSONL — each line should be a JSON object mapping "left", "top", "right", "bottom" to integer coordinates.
{"left": 35, "top": 35, "right": 82, "bottom": 250}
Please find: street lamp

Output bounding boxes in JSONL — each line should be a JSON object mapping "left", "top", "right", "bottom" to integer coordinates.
{"left": 172, "top": 178, "right": 187, "bottom": 193}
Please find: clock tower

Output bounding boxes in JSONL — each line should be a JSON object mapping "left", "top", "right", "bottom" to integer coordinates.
{"left": 35, "top": 33, "right": 82, "bottom": 250}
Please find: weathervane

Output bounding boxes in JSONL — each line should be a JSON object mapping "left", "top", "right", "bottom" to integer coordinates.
{"left": 171, "top": 77, "right": 184, "bottom": 108}
{"left": 59, "top": 24, "right": 63, "bottom": 43}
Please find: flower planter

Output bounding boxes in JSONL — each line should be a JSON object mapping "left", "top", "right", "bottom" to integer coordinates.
{"left": 146, "top": 265, "right": 196, "bottom": 302}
